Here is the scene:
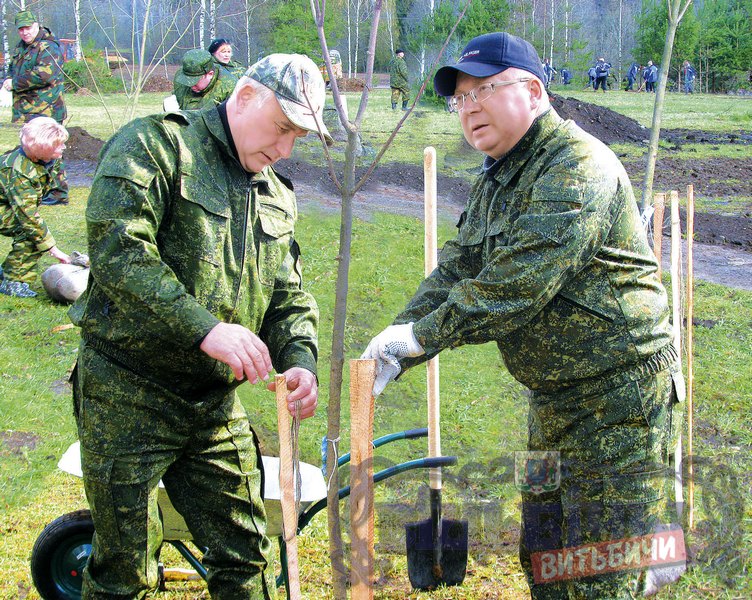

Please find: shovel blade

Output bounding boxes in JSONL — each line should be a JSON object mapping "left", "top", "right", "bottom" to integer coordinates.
{"left": 405, "top": 517, "right": 468, "bottom": 590}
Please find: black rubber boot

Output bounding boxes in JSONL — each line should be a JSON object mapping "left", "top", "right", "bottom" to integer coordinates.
{"left": 391, "top": 102, "right": 397, "bottom": 110}
{"left": 402, "top": 100, "right": 408, "bottom": 111}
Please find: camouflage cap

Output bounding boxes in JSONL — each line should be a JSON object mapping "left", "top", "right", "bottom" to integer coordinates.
{"left": 175, "top": 49, "right": 214, "bottom": 87}
{"left": 246, "top": 53, "right": 332, "bottom": 144}
{"left": 15, "top": 10, "right": 37, "bottom": 28}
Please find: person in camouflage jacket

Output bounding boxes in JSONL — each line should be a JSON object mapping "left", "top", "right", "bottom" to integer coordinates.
{"left": 3, "top": 11, "right": 69, "bottom": 205}
{"left": 69, "top": 54, "right": 331, "bottom": 599}
{"left": 0, "top": 117, "right": 70, "bottom": 298}
{"left": 363, "top": 33, "right": 685, "bottom": 598}
{"left": 388, "top": 48, "right": 410, "bottom": 110}
{"left": 173, "top": 48, "right": 237, "bottom": 111}
{"left": 208, "top": 38, "right": 247, "bottom": 80}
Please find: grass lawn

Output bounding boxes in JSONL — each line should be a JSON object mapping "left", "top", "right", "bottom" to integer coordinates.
{"left": 1, "top": 90, "right": 751, "bottom": 599}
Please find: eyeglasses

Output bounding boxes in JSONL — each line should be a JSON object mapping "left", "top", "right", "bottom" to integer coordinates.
{"left": 447, "top": 78, "right": 531, "bottom": 113}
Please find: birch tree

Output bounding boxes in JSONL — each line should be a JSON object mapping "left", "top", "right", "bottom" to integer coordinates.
{"left": 640, "top": 0, "right": 694, "bottom": 210}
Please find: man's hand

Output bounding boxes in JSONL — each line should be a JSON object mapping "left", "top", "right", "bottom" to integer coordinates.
{"left": 200, "top": 322, "right": 273, "bottom": 383}
{"left": 2, "top": 79, "right": 12, "bottom": 91}
{"left": 267, "top": 367, "right": 318, "bottom": 419}
{"left": 360, "top": 323, "right": 424, "bottom": 396}
{"left": 48, "top": 246, "right": 71, "bottom": 264}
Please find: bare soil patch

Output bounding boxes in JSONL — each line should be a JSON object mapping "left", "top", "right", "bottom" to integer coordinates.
{"left": 0, "top": 430, "right": 41, "bottom": 456}
{"left": 62, "top": 95, "right": 752, "bottom": 289}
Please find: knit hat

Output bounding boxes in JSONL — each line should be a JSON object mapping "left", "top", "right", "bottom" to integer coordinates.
{"left": 208, "top": 38, "right": 231, "bottom": 56}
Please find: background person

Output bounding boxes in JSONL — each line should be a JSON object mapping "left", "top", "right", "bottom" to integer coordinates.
{"left": 586, "top": 64, "right": 597, "bottom": 89}
{"left": 173, "top": 48, "right": 236, "bottom": 110}
{"left": 682, "top": 60, "right": 697, "bottom": 94}
{"left": 3, "top": 10, "right": 68, "bottom": 206}
{"left": 362, "top": 31, "right": 683, "bottom": 599}
{"left": 389, "top": 48, "right": 410, "bottom": 110}
{"left": 594, "top": 57, "right": 611, "bottom": 92}
{"left": 643, "top": 60, "right": 658, "bottom": 92}
{"left": 0, "top": 117, "right": 71, "bottom": 298}
{"left": 70, "top": 53, "right": 331, "bottom": 599}
{"left": 626, "top": 61, "right": 640, "bottom": 91}
{"left": 208, "top": 37, "right": 246, "bottom": 80}
{"left": 560, "top": 66, "right": 572, "bottom": 85}
{"left": 542, "top": 57, "right": 557, "bottom": 88}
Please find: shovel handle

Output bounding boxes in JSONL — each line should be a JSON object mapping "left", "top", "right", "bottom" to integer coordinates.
{"left": 276, "top": 376, "right": 301, "bottom": 600}
{"left": 424, "top": 147, "right": 442, "bottom": 491}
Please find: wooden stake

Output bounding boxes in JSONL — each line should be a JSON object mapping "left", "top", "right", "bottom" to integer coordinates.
{"left": 350, "top": 359, "right": 376, "bottom": 600}
{"left": 686, "top": 185, "right": 695, "bottom": 529}
{"left": 276, "top": 375, "right": 301, "bottom": 600}
{"left": 653, "top": 193, "right": 666, "bottom": 279}
{"left": 424, "top": 147, "right": 442, "bottom": 493}
{"left": 670, "top": 191, "right": 684, "bottom": 515}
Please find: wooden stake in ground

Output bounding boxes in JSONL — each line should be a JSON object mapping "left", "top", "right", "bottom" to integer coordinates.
{"left": 350, "top": 359, "right": 376, "bottom": 600}
{"left": 424, "top": 147, "right": 442, "bottom": 498}
{"left": 670, "top": 191, "right": 684, "bottom": 515}
{"left": 686, "top": 184, "right": 695, "bottom": 529}
{"left": 276, "top": 375, "right": 301, "bottom": 600}
{"left": 653, "top": 193, "right": 666, "bottom": 279}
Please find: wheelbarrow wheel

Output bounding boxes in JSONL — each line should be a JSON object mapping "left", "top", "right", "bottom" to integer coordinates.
{"left": 31, "top": 509, "right": 94, "bottom": 600}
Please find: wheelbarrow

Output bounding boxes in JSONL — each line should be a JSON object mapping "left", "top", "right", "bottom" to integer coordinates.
{"left": 31, "top": 428, "right": 457, "bottom": 600}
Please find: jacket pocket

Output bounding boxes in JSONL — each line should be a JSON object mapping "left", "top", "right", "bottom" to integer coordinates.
{"left": 257, "top": 201, "right": 294, "bottom": 286}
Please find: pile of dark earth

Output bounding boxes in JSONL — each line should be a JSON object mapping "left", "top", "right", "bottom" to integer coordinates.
{"left": 63, "top": 94, "right": 751, "bottom": 255}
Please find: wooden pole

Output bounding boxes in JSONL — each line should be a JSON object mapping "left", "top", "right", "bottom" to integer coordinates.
{"left": 653, "top": 193, "right": 666, "bottom": 279}
{"left": 350, "top": 359, "right": 376, "bottom": 600}
{"left": 670, "top": 191, "right": 684, "bottom": 515}
{"left": 686, "top": 185, "right": 695, "bottom": 529}
{"left": 424, "top": 147, "right": 441, "bottom": 493}
{"left": 276, "top": 375, "right": 302, "bottom": 600}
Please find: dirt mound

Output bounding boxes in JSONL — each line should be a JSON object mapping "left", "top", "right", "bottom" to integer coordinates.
{"left": 550, "top": 94, "right": 650, "bottom": 144}
{"left": 141, "top": 75, "right": 173, "bottom": 93}
{"left": 66, "top": 126, "right": 105, "bottom": 162}
{"left": 336, "top": 77, "right": 366, "bottom": 92}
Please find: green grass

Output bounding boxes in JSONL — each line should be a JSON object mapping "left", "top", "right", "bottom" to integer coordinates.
{"left": 1, "top": 91, "right": 751, "bottom": 599}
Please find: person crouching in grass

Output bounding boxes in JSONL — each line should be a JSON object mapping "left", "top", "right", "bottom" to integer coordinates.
{"left": 0, "top": 116, "right": 70, "bottom": 298}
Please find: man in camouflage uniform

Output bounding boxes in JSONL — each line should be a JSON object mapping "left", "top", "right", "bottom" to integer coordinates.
{"left": 3, "top": 10, "right": 68, "bottom": 206}
{"left": 0, "top": 117, "right": 71, "bottom": 298}
{"left": 389, "top": 48, "right": 410, "bottom": 110}
{"left": 173, "top": 49, "right": 237, "bottom": 111}
{"left": 362, "top": 32, "right": 684, "bottom": 598}
{"left": 70, "top": 53, "right": 332, "bottom": 599}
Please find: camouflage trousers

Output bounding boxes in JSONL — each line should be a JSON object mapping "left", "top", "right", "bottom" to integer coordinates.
{"left": 0, "top": 214, "right": 44, "bottom": 283}
{"left": 391, "top": 87, "right": 409, "bottom": 104}
{"left": 519, "top": 346, "right": 684, "bottom": 599}
{"left": 73, "top": 342, "right": 277, "bottom": 600}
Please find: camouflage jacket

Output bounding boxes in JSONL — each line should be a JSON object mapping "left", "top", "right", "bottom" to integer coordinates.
{"left": 0, "top": 146, "right": 57, "bottom": 252}
{"left": 70, "top": 107, "right": 318, "bottom": 396}
{"left": 389, "top": 56, "right": 409, "bottom": 92}
{"left": 396, "top": 109, "right": 672, "bottom": 394}
{"left": 213, "top": 57, "right": 246, "bottom": 80}
{"left": 8, "top": 27, "right": 66, "bottom": 123}
{"left": 173, "top": 69, "right": 236, "bottom": 111}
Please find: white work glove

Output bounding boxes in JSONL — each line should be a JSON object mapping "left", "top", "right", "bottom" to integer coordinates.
{"left": 360, "top": 323, "right": 424, "bottom": 396}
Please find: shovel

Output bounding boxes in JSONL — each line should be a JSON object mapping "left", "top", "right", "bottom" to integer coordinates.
{"left": 405, "top": 147, "right": 468, "bottom": 590}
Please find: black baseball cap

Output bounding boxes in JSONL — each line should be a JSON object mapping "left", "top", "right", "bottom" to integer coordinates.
{"left": 434, "top": 32, "right": 546, "bottom": 96}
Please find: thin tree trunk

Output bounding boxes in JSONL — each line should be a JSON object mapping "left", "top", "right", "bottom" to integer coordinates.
{"left": 640, "top": 0, "right": 693, "bottom": 210}
{"left": 310, "top": 1, "right": 471, "bottom": 597}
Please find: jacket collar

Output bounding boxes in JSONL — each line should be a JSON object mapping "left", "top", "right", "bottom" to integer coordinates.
{"left": 201, "top": 105, "right": 272, "bottom": 187}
